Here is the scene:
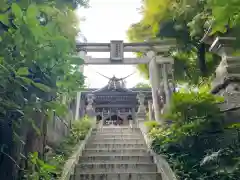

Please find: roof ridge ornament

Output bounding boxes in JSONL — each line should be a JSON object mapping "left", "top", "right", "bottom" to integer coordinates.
{"left": 96, "top": 71, "right": 136, "bottom": 81}
{"left": 95, "top": 71, "right": 135, "bottom": 90}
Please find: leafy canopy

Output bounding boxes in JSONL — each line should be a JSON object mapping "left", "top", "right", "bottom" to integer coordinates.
{"left": 127, "top": 0, "right": 240, "bottom": 85}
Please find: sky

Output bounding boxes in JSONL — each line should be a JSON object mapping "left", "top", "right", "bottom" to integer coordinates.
{"left": 76, "top": 0, "right": 148, "bottom": 88}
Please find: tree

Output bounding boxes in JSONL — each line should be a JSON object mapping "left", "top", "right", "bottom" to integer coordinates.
{"left": 127, "top": 0, "right": 240, "bottom": 85}
{"left": 134, "top": 82, "right": 151, "bottom": 88}
{"left": 134, "top": 1, "right": 240, "bottom": 179}
{"left": 0, "top": 0, "right": 88, "bottom": 178}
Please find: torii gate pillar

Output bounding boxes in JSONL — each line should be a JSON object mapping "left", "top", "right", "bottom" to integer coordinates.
{"left": 75, "top": 50, "right": 86, "bottom": 121}
{"left": 148, "top": 51, "right": 161, "bottom": 122}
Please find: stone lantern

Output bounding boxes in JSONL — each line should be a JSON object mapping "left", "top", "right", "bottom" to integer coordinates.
{"left": 86, "top": 93, "right": 95, "bottom": 117}
{"left": 136, "top": 92, "right": 146, "bottom": 120}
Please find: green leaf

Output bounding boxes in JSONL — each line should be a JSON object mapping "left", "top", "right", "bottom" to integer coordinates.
{"left": 26, "top": 4, "right": 39, "bottom": 26}
{"left": 45, "top": 101, "right": 67, "bottom": 117}
{"left": 20, "top": 77, "right": 34, "bottom": 85}
{"left": 46, "top": 110, "right": 54, "bottom": 121}
{"left": 0, "top": 14, "right": 9, "bottom": 26}
{"left": 68, "top": 56, "right": 84, "bottom": 65}
{"left": 26, "top": 4, "right": 38, "bottom": 22}
{"left": 54, "top": 36, "right": 69, "bottom": 52}
{"left": 16, "top": 67, "right": 29, "bottom": 76}
{"left": 28, "top": 119, "right": 41, "bottom": 136}
{"left": 33, "top": 82, "right": 51, "bottom": 92}
{"left": 11, "top": 3, "right": 23, "bottom": 18}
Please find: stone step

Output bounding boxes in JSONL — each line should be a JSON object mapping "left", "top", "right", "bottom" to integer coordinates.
{"left": 91, "top": 134, "right": 141, "bottom": 138}
{"left": 93, "top": 126, "right": 140, "bottom": 132}
{"left": 84, "top": 148, "right": 147, "bottom": 152}
{"left": 93, "top": 129, "right": 138, "bottom": 132}
{"left": 90, "top": 136, "right": 142, "bottom": 141}
{"left": 86, "top": 143, "right": 146, "bottom": 149}
{"left": 71, "top": 127, "right": 160, "bottom": 180}
{"left": 75, "top": 163, "right": 157, "bottom": 173}
{"left": 82, "top": 151, "right": 150, "bottom": 156}
{"left": 71, "top": 172, "right": 162, "bottom": 180}
{"left": 91, "top": 131, "right": 140, "bottom": 135}
{"left": 88, "top": 139, "right": 145, "bottom": 144}
{"left": 92, "top": 129, "right": 140, "bottom": 133}
{"left": 83, "top": 148, "right": 148, "bottom": 155}
{"left": 79, "top": 155, "right": 154, "bottom": 163}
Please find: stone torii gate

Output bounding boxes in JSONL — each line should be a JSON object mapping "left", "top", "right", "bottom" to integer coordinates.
{"left": 75, "top": 40, "right": 175, "bottom": 122}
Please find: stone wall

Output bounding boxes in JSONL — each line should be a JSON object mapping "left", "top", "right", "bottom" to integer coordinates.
{"left": 47, "top": 116, "right": 69, "bottom": 147}
{"left": 46, "top": 103, "right": 75, "bottom": 147}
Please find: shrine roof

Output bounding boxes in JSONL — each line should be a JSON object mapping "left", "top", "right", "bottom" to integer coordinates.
{"left": 81, "top": 75, "right": 151, "bottom": 94}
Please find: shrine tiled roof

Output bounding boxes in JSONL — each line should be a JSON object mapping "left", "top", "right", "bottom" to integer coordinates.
{"left": 80, "top": 76, "right": 151, "bottom": 94}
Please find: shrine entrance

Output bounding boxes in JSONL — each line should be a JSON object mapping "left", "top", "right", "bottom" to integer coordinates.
{"left": 75, "top": 40, "right": 176, "bottom": 123}
{"left": 104, "top": 115, "right": 124, "bottom": 126}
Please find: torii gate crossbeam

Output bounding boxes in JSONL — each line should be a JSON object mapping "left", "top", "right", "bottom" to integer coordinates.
{"left": 76, "top": 40, "right": 175, "bottom": 53}
{"left": 76, "top": 40, "right": 175, "bottom": 65}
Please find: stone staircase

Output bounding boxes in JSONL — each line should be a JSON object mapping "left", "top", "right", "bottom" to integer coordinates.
{"left": 70, "top": 126, "right": 161, "bottom": 180}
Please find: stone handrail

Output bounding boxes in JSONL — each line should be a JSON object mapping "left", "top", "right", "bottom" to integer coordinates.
{"left": 138, "top": 122, "right": 178, "bottom": 180}
{"left": 59, "top": 126, "right": 94, "bottom": 180}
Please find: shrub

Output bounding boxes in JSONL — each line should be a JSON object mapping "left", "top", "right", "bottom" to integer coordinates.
{"left": 163, "top": 91, "right": 224, "bottom": 124}
{"left": 70, "top": 117, "right": 92, "bottom": 143}
{"left": 47, "top": 116, "right": 93, "bottom": 177}
{"left": 144, "top": 121, "right": 160, "bottom": 132}
{"left": 148, "top": 91, "right": 240, "bottom": 180}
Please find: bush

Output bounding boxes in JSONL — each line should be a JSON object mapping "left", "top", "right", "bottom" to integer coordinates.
{"left": 163, "top": 91, "right": 224, "bottom": 124}
{"left": 46, "top": 116, "right": 93, "bottom": 177}
{"left": 148, "top": 91, "right": 240, "bottom": 180}
{"left": 69, "top": 117, "right": 92, "bottom": 143}
{"left": 144, "top": 121, "right": 160, "bottom": 132}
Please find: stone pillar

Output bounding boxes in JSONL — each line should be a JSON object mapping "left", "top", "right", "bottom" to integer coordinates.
{"left": 136, "top": 92, "right": 146, "bottom": 121}
{"left": 162, "top": 63, "right": 174, "bottom": 107}
{"left": 148, "top": 100, "right": 153, "bottom": 120}
{"left": 75, "top": 91, "right": 81, "bottom": 120}
{"left": 78, "top": 50, "right": 86, "bottom": 73}
{"left": 131, "top": 107, "right": 136, "bottom": 127}
{"left": 74, "top": 50, "right": 86, "bottom": 120}
{"left": 148, "top": 51, "right": 161, "bottom": 122}
{"left": 86, "top": 93, "right": 95, "bottom": 117}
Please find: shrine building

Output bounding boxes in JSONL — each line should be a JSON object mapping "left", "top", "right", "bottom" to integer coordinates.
{"left": 78, "top": 76, "right": 152, "bottom": 125}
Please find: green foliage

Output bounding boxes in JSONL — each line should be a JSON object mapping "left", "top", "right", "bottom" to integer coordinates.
{"left": 148, "top": 91, "right": 240, "bottom": 179}
{"left": 127, "top": 0, "right": 240, "bottom": 84}
{"left": 134, "top": 82, "right": 151, "bottom": 88}
{"left": 0, "top": 0, "right": 87, "bottom": 178}
{"left": 69, "top": 117, "right": 93, "bottom": 144}
{"left": 210, "top": 0, "right": 240, "bottom": 34}
{"left": 163, "top": 91, "right": 224, "bottom": 123}
{"left": 24, "top": 152, "right": 56, "bottom": 180}
{"left": 47, "top": 117, "right": 93, "bottom": 177}
{"left": 129, "top": 0, "right": 240, "bottom": 179}
{"left": 144, "top": 121, "right": 160, "bottom": 133}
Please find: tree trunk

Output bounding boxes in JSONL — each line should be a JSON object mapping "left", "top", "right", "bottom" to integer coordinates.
{"left": 0, "top": 120, "right": 14, "bottom": 180}
{"left": 197, "top": 43, "right": 207, "bottom": 76}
